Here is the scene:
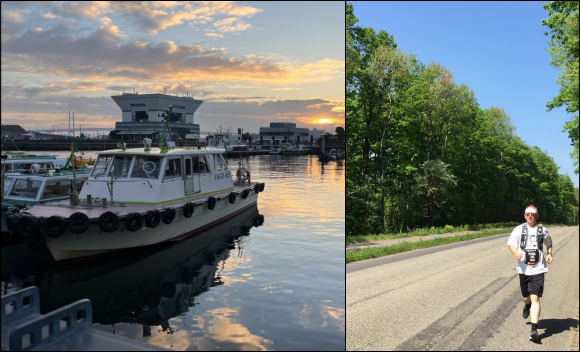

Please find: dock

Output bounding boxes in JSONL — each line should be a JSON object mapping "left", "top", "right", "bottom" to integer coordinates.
{"left": 1, "top": 286, "right": 166, "bottom": 351}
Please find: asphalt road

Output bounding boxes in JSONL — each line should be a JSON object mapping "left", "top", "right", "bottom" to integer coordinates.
{"left": 346, "top": 226, "right": 579, "bottom": 351}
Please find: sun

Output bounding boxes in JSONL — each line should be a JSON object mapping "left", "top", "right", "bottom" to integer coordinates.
{"left": 318, "top": 119, "right": 330, "bottom": 124}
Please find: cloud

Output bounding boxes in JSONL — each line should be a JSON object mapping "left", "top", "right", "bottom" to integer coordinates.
{"left": 205, "top": 32, "right": 224, "bottom": 39}
{"left": 272, "top": 88, "right": 302, "bottom": 91}
{"left": 2, "top": 11, "right": 25, "bottom": 24}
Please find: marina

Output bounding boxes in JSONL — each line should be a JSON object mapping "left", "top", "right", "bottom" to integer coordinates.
{"left": 1, "top": 153, "right": 345, "bottom": 350}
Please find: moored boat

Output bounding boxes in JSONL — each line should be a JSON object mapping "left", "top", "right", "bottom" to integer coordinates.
{"left": 280, "top": 144, "right": 310, "bottom": 155}
{"left": 1, "top": 151, "right": 67, "bottom": 173}
{"left": 2, "top": 170, "right": 90, "bottom": 247}
{"left": 7, "top": 142, "right": 265, "bottom": 262}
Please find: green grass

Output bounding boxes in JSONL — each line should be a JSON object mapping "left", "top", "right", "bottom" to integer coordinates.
{"left": 346, "top": 222, "right": 571, "bottom": 245}
{"left": 346, "top": 228, "right": 514, "bottom": 263}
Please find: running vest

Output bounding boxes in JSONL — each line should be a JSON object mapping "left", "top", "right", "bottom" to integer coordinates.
{"left": 519, "top": 223, "right": 544, "bottom": 265}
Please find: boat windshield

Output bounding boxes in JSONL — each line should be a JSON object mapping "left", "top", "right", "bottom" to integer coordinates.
{"left": 8, "top": 179, "right": 42, "bottom": 200}
{"left": 110, "top": 156, "right": 133, "bottom": 179}
{"left": 215, "top": 154, "right": 228, "bottom": 171}
{"left": 132, "top": 156, "right": 162, "bottom": 179}
{"left": 91, "top": 156, "right": 114, "bottom": 178}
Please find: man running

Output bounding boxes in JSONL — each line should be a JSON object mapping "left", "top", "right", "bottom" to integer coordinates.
{"left": 507, "top": 205, "right": 553, "bottom": 342}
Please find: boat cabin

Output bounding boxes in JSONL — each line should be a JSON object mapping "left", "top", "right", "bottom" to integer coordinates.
{"left": 79, "top": 148, "right": 233, "bottom": 204}
{"left": 3, "top": 172, "right": 88, "bottom": 205}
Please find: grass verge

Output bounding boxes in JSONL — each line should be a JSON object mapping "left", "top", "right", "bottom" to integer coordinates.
{"left": 346, "top": 229, "right": 511, "bottom": 263}
{"left": 346, "top": 223, "right": 570, "bottom": 245}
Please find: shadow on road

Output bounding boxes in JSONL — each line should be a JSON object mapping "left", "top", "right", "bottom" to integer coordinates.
{"left": 526, "top": 318, "right": 578, "bottom": 342}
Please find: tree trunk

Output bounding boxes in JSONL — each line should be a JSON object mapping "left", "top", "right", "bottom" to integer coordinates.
{"left": 474, "top": 184, "right": 479, "bottom": 225}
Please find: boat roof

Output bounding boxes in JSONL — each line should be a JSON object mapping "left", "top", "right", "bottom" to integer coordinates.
{"left": 97, "top": 147, "right": 226, "bottom": 157}
{"left": 5, "top": 170, "right": 91, "bottom": 179}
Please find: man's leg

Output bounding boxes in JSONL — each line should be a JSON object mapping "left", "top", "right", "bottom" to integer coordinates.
{"left": 522, "top": 296, "right": 531, "bottom": 305}
{"left": 530, "top": 294, "right": 540, "bottom": 324}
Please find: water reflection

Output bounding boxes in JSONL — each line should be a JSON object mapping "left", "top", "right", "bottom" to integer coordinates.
{"left": 2, "top": 206, "right": 265, "bottom": 349}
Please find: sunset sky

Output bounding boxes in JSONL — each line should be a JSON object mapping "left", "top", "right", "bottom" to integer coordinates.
{"left": 1, "top": 1, "right": 345, "bottom": 134}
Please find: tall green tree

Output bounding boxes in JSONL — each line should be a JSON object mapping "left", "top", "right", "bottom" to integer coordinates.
{"left": 542, "top": 1, "right": 579, "bottom": 174}
{"left": 368, "top": 46, "right": 414, "bottom": 233}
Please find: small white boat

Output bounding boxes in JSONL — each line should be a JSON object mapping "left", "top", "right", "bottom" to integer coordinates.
{"left": 7, "top": 143, "right": 265, "bottom": 262}
{"left": 2, "top": 170, "right": 89, "bottom": 247}
{"left": 1, "top": 152, "right": 67, "bottom": 173}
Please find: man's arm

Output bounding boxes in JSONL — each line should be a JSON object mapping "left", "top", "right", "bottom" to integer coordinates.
{"left": 546, "top": 245, "right": 553, "bottom": 263}
{"left": 509, "top": 245, "right": 522, "bottom": 260}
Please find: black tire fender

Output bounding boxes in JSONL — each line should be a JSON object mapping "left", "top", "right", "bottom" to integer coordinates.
{"left": 67, "top": 212, "right": 90, "bottom": 234}
{"left": 229, "top": 192, "right": 236, "bottom": 204}
{"left": 145, "top": 210, "right": 161, "bottom": 228}
{"left": 208, "top": 196, "right": 217, "bottom": 210}
{"left": 162, "top": 208, "right": 176, "bottom": 224}
{"left": 183, "top": 202, "right": 194, "bottom": 218}
{"left": 99, "top": 211, "right": 120, "bottom": 233}
{"left": 6, "top": 215, "right": 20, "bottom": 236}
{"left": 124, "top": 213, "right": 143, "bottom": 232}
{"left": 17, "top": 216, "right": 39, "bottom": 238}
{"left": 43, "top": 216, "right": 67, "bottom": 238}
{"left": 242, "top": 189, "right": 250, "bottom": 199}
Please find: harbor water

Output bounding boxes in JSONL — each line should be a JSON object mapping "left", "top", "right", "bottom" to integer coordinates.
{"left": 1, "top": 152, "right": 345, "bottom": 351}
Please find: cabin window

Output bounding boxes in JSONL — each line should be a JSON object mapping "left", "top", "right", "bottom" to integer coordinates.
{"left": 131, "top": 156, "right": 161, "bottom": 179}
{"left": 110, "top": 156, "right": 133, "bottom": 179}
{"left": 4, "top": 177, "right": 14, "bottom": 192}
{"left": 192, "top": 156, "right": 209, "bottom": 173}
{"left": 9, "top": 179, "right": 42, "bottom": 199}
{"left": 91, "top": 156, "right": 113, "bottom": 178}
{"left": 215, "top": 154, "right": 228, "bottom": 171}
{"left": 163, "top": 158, "right": 182, "bottom": 179}
{"left": 41, "top": 180, "right": 84, "bottom": 200}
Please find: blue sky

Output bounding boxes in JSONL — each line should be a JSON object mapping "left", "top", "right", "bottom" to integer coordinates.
{"left": 350, "top": 1, "right": 578, "bottom": 187}
{"left": 1, "top": 2, "right": 344, "bottom": 134}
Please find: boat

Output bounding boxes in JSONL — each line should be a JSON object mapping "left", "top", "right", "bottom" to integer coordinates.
{"left": 1, "top": 151, "right": 67, "bottom": 173}
{"left": 318, "top": 148, "right": 345, "bottom": 161}
{"left": 6, "top": 140, "right": 265, "bottom": 262}
{"left": 269, "top": 146, "right": 282, "bottom": 155}
{"left": 2, "top": 169, "right": 90, "bottom": 247}
{"left": 280, "top": 144, "right": 310, "bottom": 155}
{"left": 29, "top": 204, "right": 264, "bottom": 328}
{"left": 72, "top": 155, "right": 96, "bottom": 167}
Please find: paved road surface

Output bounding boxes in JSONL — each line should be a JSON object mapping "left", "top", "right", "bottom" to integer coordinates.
{"left": 347, "top": 226, "right": 579, "bottom": 351}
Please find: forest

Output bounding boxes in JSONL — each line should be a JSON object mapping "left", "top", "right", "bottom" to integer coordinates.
{"left": 346, "top": 2, "right": 579, "bottom": 237}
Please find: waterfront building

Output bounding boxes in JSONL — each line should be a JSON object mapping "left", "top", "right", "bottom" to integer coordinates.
{"left": 309, "top": 128, "right": 326, "bottom": 145}
{"left": 258, "top": 122, "right": 309, "bottom": 147}
{"left": 112, "top": 93, "right": 202, "bottom": 142}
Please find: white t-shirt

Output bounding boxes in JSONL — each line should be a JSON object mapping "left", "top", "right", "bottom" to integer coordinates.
{"left": 507, "top": 223, "right": 552, "bottom": 275}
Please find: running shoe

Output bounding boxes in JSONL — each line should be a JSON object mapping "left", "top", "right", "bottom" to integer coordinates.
{"left": 529, "top": 329, "right": 540, "bottom": 342}
{"left": 522, "top": 305, "right": 530, "bottom": 319}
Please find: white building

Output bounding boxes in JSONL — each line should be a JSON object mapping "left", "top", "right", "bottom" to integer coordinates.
{"left": 259, "top": 122, "right": 309, "bottom": 146}
{"left": 112, "top": 93, "right": 202, "bottom": 142}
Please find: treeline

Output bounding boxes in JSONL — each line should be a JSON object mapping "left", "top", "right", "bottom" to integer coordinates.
{"left": 346, "top": 3, "right": 579, "bottom": 236}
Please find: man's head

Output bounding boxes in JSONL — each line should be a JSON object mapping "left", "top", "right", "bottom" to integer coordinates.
{"left": 524, "top": 204, "right": 539, "bottom": 225}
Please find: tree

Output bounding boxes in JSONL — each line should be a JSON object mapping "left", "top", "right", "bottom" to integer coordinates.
{"left": 414, "top": 159, "right": 457, "bottom": 228}
{"left": 542, "top": 1, "right": 579, "bottom": 173}
{"left": 335, "top": 126, "right": 345, "bottom": 144}
{"left": 242, "top": 132, "right": 253, "bottom": 143}
{"left": 368, "top": 45, "right": 413, "bottom": 233}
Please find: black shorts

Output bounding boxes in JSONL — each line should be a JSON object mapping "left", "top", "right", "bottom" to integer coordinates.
{"left": 519, "top": 273, "right": 545, "bottom": 298}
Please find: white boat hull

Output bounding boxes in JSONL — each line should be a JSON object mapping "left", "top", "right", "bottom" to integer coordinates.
{"left": 46, "top": 192, "right": 258, "bottom": 262}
